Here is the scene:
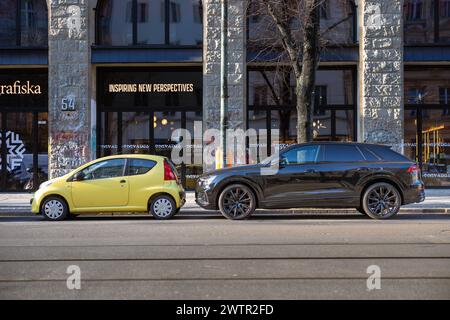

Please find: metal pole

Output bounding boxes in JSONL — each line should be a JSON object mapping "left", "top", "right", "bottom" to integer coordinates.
{"left": 220, "top": 0, "right": 228, "bottom": 167}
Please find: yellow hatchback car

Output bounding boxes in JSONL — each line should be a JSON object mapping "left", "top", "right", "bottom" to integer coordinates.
{"left": 31, "top": 155, "right": 185, "bottom": 221}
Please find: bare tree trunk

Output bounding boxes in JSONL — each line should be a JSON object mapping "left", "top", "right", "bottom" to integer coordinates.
{"left": 260, "top": 0, "right": 321, "bottom": 143}
{"left": 297, "top": 0, "right": 319, "bottom": 143}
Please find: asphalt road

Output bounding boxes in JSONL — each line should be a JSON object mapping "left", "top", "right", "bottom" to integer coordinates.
{"left": 0, "top": 211, "right": 449, "bottom": 299}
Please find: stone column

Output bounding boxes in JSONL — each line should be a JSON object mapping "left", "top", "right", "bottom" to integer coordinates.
{"left": 359, "top": 0, "right": 404, "bottom": 153}
{"left": 203, "top": 0, "right": 246, "bottom": 171}
{"left": 48, "top": 0, "right": 91, "bottom": 178}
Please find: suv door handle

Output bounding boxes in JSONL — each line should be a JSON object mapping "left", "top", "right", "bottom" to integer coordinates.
{"left": 120, "top": 180, "right": 127, "bottom": 183}
{"left": 306, "top": 169, "right": 317, "bottom": 173}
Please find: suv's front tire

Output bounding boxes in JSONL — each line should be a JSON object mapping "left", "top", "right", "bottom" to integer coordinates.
{"left": 218, "top": 184, "right": 256, "bottom": 220}
{"left": 362, "top": 182, "right": 401, "bottom": 219}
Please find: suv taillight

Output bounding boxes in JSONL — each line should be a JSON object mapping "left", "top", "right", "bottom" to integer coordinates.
{"left": 164, "top": 160, "right": 177, "bottom": 181}
{"left": 407, "top": 164, "right": 420, "bottom": 181}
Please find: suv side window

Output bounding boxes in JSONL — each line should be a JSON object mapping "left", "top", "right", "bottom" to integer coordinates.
{"left": 367, "top": 145, "right": 410, "bottom": 161}
{"left": 322, "top": 145, "right": 365, "bottom": 162}
{"left": 359, "top": 146, "right": 381, "bottom": 161}
{"left": 127, "top": 159, "right": 156, "bottom": 176}
{"left": 79, "top": 159, "right": 125, "bottom": 180}
{"left": 282, "top": 145, "right": 320, "bottom": 165}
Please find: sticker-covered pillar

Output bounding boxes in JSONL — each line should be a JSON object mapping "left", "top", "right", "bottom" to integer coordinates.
{"left": 203, "top": 0, "right": 247, "bottom": 171}
{"left": 359, "top": 0, "right": 404, "bottom": 152}
{"left": 48, "top": 0, "right": 92, "bottom": 178}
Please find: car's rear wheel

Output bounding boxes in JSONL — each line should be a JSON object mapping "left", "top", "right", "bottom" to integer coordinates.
{"left": 41, "top": 196, "right": 69, "bottom": 221}
{"left": 150, "top": 195, "right": 176, "bottom": 220}
{"left": 362, "top": 182, "right": 401, "bottom": 219}
{"left": 218, "top": 184, "right": 256, "bottom": 220}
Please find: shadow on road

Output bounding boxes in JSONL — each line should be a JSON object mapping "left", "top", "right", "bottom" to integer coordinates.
{"left": 0, "top": 212, "right": 448, "bottom": 222}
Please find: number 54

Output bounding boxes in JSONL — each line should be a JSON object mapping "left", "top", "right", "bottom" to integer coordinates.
{"left": 62, "top": 97, "right": 75, "bottom": 111}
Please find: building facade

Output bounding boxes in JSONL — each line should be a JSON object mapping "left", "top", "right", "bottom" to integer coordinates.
{"left": 0, "top": 0, "right": 449, "bottom": 192}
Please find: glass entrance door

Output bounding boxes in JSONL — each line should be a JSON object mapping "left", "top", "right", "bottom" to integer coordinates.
{"left": 0, "top": 111, "right": 48, "bottom": 191}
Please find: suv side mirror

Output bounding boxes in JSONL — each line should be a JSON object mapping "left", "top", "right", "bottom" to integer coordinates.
{"left": 279, "top": 155, "right": 288, "bottom": 167}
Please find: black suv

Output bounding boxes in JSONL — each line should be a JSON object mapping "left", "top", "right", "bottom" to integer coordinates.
{"left": 195, "top": 142, "right": 425, "bottom": 220}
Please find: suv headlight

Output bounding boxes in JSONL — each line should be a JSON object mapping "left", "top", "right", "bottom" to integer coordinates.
{"left": 200, "top": 176, "right": 216, "bottom": 187}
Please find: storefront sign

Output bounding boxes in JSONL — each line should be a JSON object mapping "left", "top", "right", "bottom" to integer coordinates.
{"left": 108, "top": 83, "right": 194, "bottom": 93}
{"left": 0, "top": 81, "right": 42, "bottom": 95}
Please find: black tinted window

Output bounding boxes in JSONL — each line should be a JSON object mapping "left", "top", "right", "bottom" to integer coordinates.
{"left": 127, "top": 159, "right": 156, "bottom": 176}
{"left": 282, "top": 145, "right": 319, "bottom": 164}
{"left": 367, "top": 145, "right": 409, "bottom": 161}
{"left": 322, "top": 145, "right": 365, "bottom": 162}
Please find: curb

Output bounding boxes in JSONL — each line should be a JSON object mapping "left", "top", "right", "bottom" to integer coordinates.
{"left": 0, "top": 207, "right": 448, "bottom": 217}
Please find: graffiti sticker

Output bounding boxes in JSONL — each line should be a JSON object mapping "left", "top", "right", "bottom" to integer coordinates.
{"left": 0, "top": 131, "right": 26, "bottom": 172}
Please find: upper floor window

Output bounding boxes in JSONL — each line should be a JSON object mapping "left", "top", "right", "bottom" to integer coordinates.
{"left": 247, "top": 0, "right": 356, "bottom": 53}
{"left": 405, "top": 0, "right": 424, "bottom": 21}
{"left": 404, "top": 0, "right": 450, "bottom": 44}
{"left": 97, "top": 0, "right": 203, "bottom": 46}
{"left": 0, "top": 0, "right": 48, "bottom": 47}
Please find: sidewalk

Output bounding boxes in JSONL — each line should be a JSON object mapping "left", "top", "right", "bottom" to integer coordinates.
{"left": 0, "top": 189, "right": 449, "bottom": 216}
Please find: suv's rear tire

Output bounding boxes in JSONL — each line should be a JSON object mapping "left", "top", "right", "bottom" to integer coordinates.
{"left": 362, "top": 182, "right": 401, "bottom": 220}
{"left": 41, "top": 196, "right": 69, "bottom": 221}
{"left": 218, "top": 184, "right": 256, "bottom": 220}
{"left": 149, "top": 195, "right": 176, "bottom": 220}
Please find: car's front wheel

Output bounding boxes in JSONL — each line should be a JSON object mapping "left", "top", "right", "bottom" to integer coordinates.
{"left": 362, "top": 182, "right": 401, "bottom": 219}
{"left": 150, "top": 195, "right": 177, "bottom": 220}
{"left": 41, "top": 196, "right": 69, "bottom": 221}
{"left": 218, "top": 184, "right": 256, "bottom": 220}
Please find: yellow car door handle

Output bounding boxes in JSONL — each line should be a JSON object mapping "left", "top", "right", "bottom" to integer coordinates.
{"left": 120, "top": 180, "right": 126, "bottom": 183}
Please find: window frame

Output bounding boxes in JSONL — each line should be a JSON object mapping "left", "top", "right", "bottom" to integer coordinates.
{"left": 95, "top": 0, "right": 203, "bottom": 48}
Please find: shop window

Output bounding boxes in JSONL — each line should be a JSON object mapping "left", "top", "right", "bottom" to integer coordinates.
{"left": 97, "top": 67, "right": 202, "bottom": 189}
{"left": 0, "top": 0, "right": 47, "bottom": 47}
{"left": 440, "top": 88, "right": 450, "bottom": 104}
{"left": 407, "top": 88, "right": 426, "bottom": 104}
{"left": 404, "top": 67, "right": 450, "bottom": 187}
{"left": 314, "top": 86, "right": 327, "bottom": 115}
{"left": 247, "top": 67, "right": 356, "bottom": 152}
{"left": 253, "top": 86, "right": 268, "bottom": 106}
{"left": 440, "top": 88, "right": 450, "bottom": 115}
{"left": 97, "top": 0, "right": 202, "bottom": 46}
